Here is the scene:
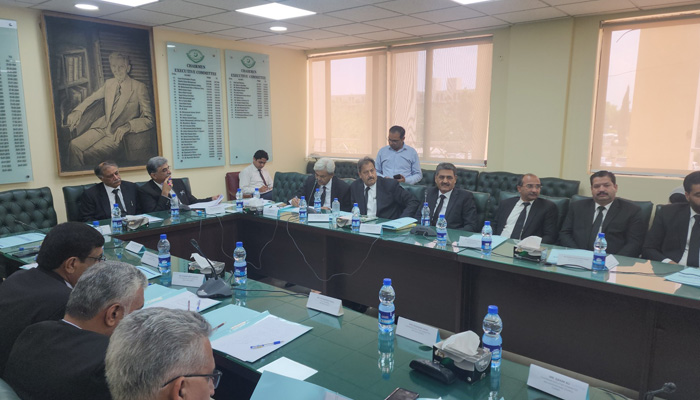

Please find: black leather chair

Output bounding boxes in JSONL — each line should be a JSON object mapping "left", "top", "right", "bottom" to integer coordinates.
{"left": 476, "top": 171, "right": 520, "bottom": 221}
{"left": 399, "top": 183, "right": 426, "bottom": 203}
{"left": 469, "top": 191, "right": 490, "bottom": 230}
{"left": 539, "top": 177, "right": 580, "bottom": 198}
{"left": 0, "top": 187, "right": 57, "bottom": 235}
{"left": 418, "top": 167, "right": 479, "bottom": 192}
{"left": 62, "top": 183, "right": 97, "bottom": 222}
{"left": 272, "top": 172, "right": 308, "bottom": 203}
{"left": 306, "top": 160, "right": 358, "bottom": 179}
{"left": 418, "top": 169, "right": 435, "bottom": 186}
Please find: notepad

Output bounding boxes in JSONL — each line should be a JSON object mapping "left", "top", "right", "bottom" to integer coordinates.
{"left": 143, "top": 284, "right": 219, "bottom": 312}
{"left": 0, "top": 233, "right": 46, "bottom": 249}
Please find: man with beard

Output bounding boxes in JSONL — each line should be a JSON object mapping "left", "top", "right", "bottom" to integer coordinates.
{"left": 559, "top": 171, "right": 645, "bottom": 257}
{"left": 414, "top": 163, "right": 477, "bottom": 231}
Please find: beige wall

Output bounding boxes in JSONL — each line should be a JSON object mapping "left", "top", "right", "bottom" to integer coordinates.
{"left": 2, "top": 4, "right": 699, "bottom": 223}
{"left": 0, "top": 6, "right": 307, "bottom": 223}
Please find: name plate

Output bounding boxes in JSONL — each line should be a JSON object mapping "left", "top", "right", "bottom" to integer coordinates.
{"left": 306, "top": 292, "right": 343, "bottom": 316}
{"left": 125, "top": 241, "right": 144, "bottom": 254}
{"left": 527, "top": 364, "right": 589, "bottom": 400}
{"left": 458, "top": 236, "right": 481, "bottom": 248}
{"left": 263, "top": 207, "right": 280, "bottom": 218}
{"left": 205, "top": 205, "right": 226, "bottom": 215}
{"left": 359, "top": 224, "right": 382, "bottom": 235}
{"left": 308, "top": 214, "right": 329, "bottom": 223}
{"left": 141, "top": 252, "right": 159, "bottom": 268}
{"left": 396, "top": 316, "right": 439, "bottom": 346}
{"left": 172, "top": 272, "right": 206, "bottom": 287}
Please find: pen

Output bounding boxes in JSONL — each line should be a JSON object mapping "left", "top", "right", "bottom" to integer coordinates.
{"left": 230, "top": 321, "right": 247, "bottom": 331}
{"left": 213, "top": 322, "right": 225, "bottom": 331}
{"left": 250, "top": 341, "right": 283, "bottom": 349}
{"left": 196, "top": 299, "right": 201, "bottom": 312}
{"left": 145, "top": 296, "right": 163, "bottom": 305}
{"left": 188, "top": 300, "right": 190, "bottom": 311}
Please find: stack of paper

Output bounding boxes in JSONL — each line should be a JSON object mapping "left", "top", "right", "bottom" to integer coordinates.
{"left": 143, "top": 284, "right": 219, "bottom": 312}
{"left": 546, "top": 249, "right": 619, "bottom": 270}
{"left": 665, "top": 268, "right": 700, "bottom": 287}
{"left": 0, "top": 233, "right": 45, "bottom": 249}
{"left": 381, "top": 217, "right": 417, "bottom": 230}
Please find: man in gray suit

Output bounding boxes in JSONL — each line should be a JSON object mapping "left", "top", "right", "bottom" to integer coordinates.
{"left": 67, "top": 52, "right": 154, "bottom": 167}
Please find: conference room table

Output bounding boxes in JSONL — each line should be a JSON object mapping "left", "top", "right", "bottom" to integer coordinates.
{"left": 2, "top": 207, "right": 699, "bottom": 399}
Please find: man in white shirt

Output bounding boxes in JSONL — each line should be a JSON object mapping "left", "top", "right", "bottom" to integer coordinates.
{"left": 79, "top": 161, "right": 141, "bottom": 222}
{"left": 239, "top": 150, "right": 274, "bottom": 200}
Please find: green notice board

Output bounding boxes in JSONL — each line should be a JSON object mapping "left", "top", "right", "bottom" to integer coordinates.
{"left": 225, "top": 50, "right": 272, "bottom": 164}
{"left": 167, "top": 42, "right": 224, "bottom": 169}
{"left": 0, "top": 19, "right": 31, "bottom": 184}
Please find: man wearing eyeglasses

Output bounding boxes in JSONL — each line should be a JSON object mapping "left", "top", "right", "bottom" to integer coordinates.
{"left": 80, "top": 161, "right": 142, "bottom": 222}
{"left": 493, "top": 173, "right": 559, "bottom": 244}
{"left": 375, "top": 125, "right": 422, "bottom": 184}
{"left": 106, "top": 308, "right": 217, "bottom": 400}
{"left": 3, "top": 262, "right": 146, "bottom": 400}
{"left": 0, "top": 222, "right": 105, "bottom": 376}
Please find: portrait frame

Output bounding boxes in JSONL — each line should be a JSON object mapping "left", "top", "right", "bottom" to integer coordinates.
{"left": 41, "top": 12, "right": 161, "bottom": 176}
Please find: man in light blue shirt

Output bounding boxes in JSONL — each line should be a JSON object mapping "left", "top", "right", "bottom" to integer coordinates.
{"left": 376, "top": 125, "right": 422, "bottom": 184}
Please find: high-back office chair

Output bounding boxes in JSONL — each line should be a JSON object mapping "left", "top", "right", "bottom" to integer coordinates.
{"left": 272, "top": 172, "right": 307, "bottom": 203}
{"left": 0, "top": 187, "right": 57, "bottom": 235}
{"left": 469, "top": 191, "right": 491, "bottom": 229}
{"left": 225, "top": 172, "right": 240, "bottom": 200}
{"left": 62, "top": 183, "right": 97, "bottom": 222}
{"left": 476, "top": 171, "right": 520, "bottom": 222}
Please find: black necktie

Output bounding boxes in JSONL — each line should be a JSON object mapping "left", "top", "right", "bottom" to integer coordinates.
{"left": 321, "top": 186, "right": 327, "bottom": 207}
{"left": 431, "top": 195, "right": 446, "bottom": 226}
{"left": 590, "top": 206, "right": 606, "bottom": 249}
{"left": 687, "top": 215, "right": 700, "bottom": 267}
{"left": 364, "top": 186, "right": 370, "bottom": 211}
{"left": 112, "top": 188, "right": 126, "bottom": 214}
{"left": 510, "top": 202, "right": 530, "bottom": 239}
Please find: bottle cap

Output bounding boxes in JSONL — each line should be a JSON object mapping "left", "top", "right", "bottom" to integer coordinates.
{"left": 172, "top": 194, "right": 176, "bottom": 198}
{"left": 160, "top": 234, "right": 167, "bottom": 239}
{"left": 383, "top": 278, "right": 392, "bottom": 286}
{"left": 424, "top": 202, "right": 429, "bottom": 206}
{"left": 301, "top": 196, "right": 305, "bottom": 200}
{"left": 92, "top": 221, "right": 99, "bottom": 226}
{"left": 440, "top": 214, "right": 445, "bottom": 218}
{"left": 236, "top": 241, "right": 242, "bottom": 247}
{"left": 353, "top": 202, "right": 358, "bottom": 206}
{"left": 114, "top": 204, "right": 119, "bottom": 207}
{"left": 598, "top": 232, "right": 605, "bottom": 238}
{"left": 488, "top": 305, "right": 498, "bottom": 314}
{"left": 484, "top": 221, "right": 491, "bottom": 225}
{"left": 334, "top": 197, "right": 338, "bottom": 201}
{"left": 316, "top": 188, "right": 320, "bottom": 192}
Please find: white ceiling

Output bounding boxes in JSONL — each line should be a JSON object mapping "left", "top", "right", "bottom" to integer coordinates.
{"left": 3, "top": 0, "right": 700, "bottom": 50}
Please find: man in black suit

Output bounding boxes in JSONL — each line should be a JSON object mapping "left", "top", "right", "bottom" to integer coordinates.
{"left": 139, "top": 156, "right": 220, "bottom": 212}
{"left": 80, "top": 161, "right": 141, "bottom": 222}
{"left": 414, "top": 162, "right": 477, "bottom": 231}
{"left": 3, "top": 261, "right": 147, "bottom": 400}
{"left": 643, "top": 171, "right": 700, "bottom": 266}
{"left": 290, "top": 157, "right": 351, "bottom": 211}
{"left": 493, "top": 173, "right": 559, "bottom": 244}
{"left": 0, "top": 222, "right": 105, "bottom": 376}
{"left": 559, "top": 171, "right": 645, "bottom": 257}
{"left": 350, "top": 157, "right": 419, "bottom": 219}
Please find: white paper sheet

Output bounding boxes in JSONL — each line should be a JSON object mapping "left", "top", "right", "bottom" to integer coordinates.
{"left": 257, "top": 357, "right": 317, "bottom": 380}
{"left": 189, "top": 195, "right": 224, "bottom": 209}
{"left": 144, "top": 290, "right": 219, "bottom": 312}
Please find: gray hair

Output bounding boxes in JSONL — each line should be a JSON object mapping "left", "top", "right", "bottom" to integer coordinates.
{"left": 435, "top": 162, "right": 457, "bottom": 176}
{"left": 314, "top": 158, "right": 335, "bottom": 174}
{"left": 65, "top": 261, "right": 147, "bottom": 320}
{"left": 106, "top": 308, "right": 212, "bottom": 400}
{"left": 357, "top": 156, "right": 375, "bottom": 173}
{"left": 94, "top": 161, "right": 119, "bottom": 178}
{"left": 146, "top": 156, "right": 168, "bottom": 175}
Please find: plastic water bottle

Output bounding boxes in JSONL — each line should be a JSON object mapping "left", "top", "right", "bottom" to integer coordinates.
{"left": 330, "top": 198, "right": 340, "bottom": 229}
{"left": 92, "top": 221, "right": 100, "bottom": 230}
{"left": 111, "top": 204, "right": 122, "bottom": 234}
{"left": 235, "top": 188, "right": 244, "bottom": 212}
{"left": 314, "top": 188, "right": 322, "bottom": 213}
{"left": 592, "top": 232, "right": 607, "bottom": 271}
{"left": 157, "top": 234, "right": 171, "bottom": 287}
{"left": 253, "top": 188, "right": 260, "bottom": 200}
{"left": 378, "top": 278, "right": 395, "bottom": 332}
{"left": 481, "top": 221, "right": 493, "bottom": 256}
{"left": 436, "top": 214, "right": 447, "bottom": 248}
{"left": 377, "top": 330, "right": 395, "bottom": 379}
{"left": 421, "top": 202, "right": 430, "bottom": 226}
{"left": 351, "top": 203, "right": 361, "bottom": 233}
{"left": 233, "top": 241, "right": 247, "bottom": 285}
{"left": 299, "top": 196, "right": 308, "bottom": 224}
{"left": 170, "top": 194, "right": 180, "bottom": 220}
{"left": 482, "top": 305, "right": 503, "bottom": 368}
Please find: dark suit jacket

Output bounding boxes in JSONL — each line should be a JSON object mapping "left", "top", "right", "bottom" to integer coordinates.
{"left": 642, "top": 203, "right": 691, "bottom": 263}
{"left": 296, "top": 175, "right": 351, "bottom": 212}
{"left": 138, "top": 178, "right": 206, "bottom": 212}
{"left": 79, "top": 181, "right": 141, "bottom": 222}
{"left": 350, "top": 177, "right": 419, "bottom": 219}
{"left": 0, "top": 268, "right": 70, "bottom": 376}
{"left": 414, "top": 187, "right": 477, "bottom": 231}
{"left": 558, "top": 198, "right": 645, "bottom": 257}
{"left": 3, "top": 320, "right": 111, "bottom": 400}
{"left": 493, "top": 197, "right": 559, "bottom": 244}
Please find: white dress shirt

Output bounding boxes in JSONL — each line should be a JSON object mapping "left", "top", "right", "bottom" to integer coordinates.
{"left": 319, "top": 179, "right": 333, "bottom": 209}
{"left": 103, "top": 183, "right": 126, "bottom": 208}
{"left": 664, "top": 208, "right": 698, "bottom": 265}
{"left": 365, "top": 183, "right": 377, "bottom": 217}
{"left": 501, "top": 198, "right": 533, "bottom": 238}
{"left": 592, "top": 201, "right": 613, "bottom": 231}
{"left": 433, "top": 189, "right": 452, "bottom": 218}
{"left": 240, "top": 163, "right": 273, "bottom": 195}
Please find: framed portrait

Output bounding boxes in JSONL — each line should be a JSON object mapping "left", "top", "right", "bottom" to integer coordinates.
{"left": 41, "top": 12, "right": 161, "bottom": 176}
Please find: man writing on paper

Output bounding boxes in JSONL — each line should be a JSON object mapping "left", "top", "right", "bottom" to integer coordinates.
{"left": 0, "top": 222, "right": 105, "bottom": 375}
{"left": 3, "top": 261, "right": 147, "bottom": 400}
{"left": 415, "top": 163, "right": 477, "bottom": 231}
{"left": 106, "top": 308, "right": 218, "bottom": 400}
{"left": 290, "top": 158, "right": 351, "bottom": 211}
{"left": 559, "top": 171, "right": 645, "bottom": 257}
{"left": 493, "top": 173, "right": 559, "bottom": 244}
{"left": 240, "top": 150, "right": 274, "bottom": 200}
{"left": 139, "top": 156, "right": 220, "bottom": 212}
{"left": 643, "top": 171, "right": 700, "bottom": 266}
{"left": 80, "top": 161, "right": 142, "bottom": 222}
{"left": 350, "top": 157, "right": 419, "bottom": 219}
{"left": 375, "top": 125, "right": 422, "bottom": 184}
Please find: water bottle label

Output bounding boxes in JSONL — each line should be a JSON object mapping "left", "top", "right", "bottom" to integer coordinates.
{"left": 379, "top": 310, "right": 394, "bottom": 324}
{"left": 422, "top": 218, "right": 430, "bottom": 226}
{"left": 234, "top": 265, "right": 247, "bottom": 277}
{"left": 158, "top": 256, "right": 171, "bottom": 268}
{"left": 593, "top": 254, "right": 607, "bottom": 268}
{"left": 483, "top": 343, "right": 501, "bottom": 360}
{"left": 482, "top": 240, "right": 492, "bottom": 250}
{"left": 437, "top": 232, "right": 446, "bottom": 240}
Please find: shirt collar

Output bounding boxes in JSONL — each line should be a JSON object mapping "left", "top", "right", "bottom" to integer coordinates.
{"left": 594, "top": 200, "right": 613, "bottom": 211}
{"left": 103, "top": 183, "right": 120, "bottom": 192}
{"left": 438, "top": 189, "right": 453, "bottom": 199}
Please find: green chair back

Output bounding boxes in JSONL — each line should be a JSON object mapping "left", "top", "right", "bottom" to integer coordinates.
{"left": 0, "top": 187, "right": 57, "bottom": 235}
{"left": 62, "top": 184, "right": 97, "bottom": 222}
{"left": 470, "top": 191, "right": 491, "bottom": 229}
{"left": 272, "top": 172, "right": 308, "bottom": 203}
{"left": 399, "top": 183, "right": 426, "bottom": 203}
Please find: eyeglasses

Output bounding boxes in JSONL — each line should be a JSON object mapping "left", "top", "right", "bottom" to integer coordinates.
{"left": 162, "top": 369, "right": 222, "bottom": 389}
{"left": 85, "top": 254, "right": 106, "bottom": 262}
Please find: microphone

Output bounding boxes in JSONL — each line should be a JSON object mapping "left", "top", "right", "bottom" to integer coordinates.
{"left": 13, "top": 218, "right": 36, "bottom": 231}
{"left": 643, "top": 382, "right": 676, "bottom": 400}
{"left": 190, "top": 239, "right": 232, "bottom": 299}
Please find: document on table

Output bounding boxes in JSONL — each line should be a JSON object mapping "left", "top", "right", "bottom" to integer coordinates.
{"left": 457, "top": 234, "right": 508, "bottom": 250}
{"left": 136, "top": 265, "right": 161, "bottom": 279}
{"left": 665, "top": 268, "right": 700, "bottom": 288}
{"left": 137, "top": 214, "right": 164, "bottom": 223}
{"left": 189, "top": 195, "right": 224, "bottom": 209}
{"left": 0, "top": 233, "right": 45, "bottom": 248}
{"left": 250, "top": 371, "right": 350, "bottom": 400}
{"left": 546, "top": 249, "right": 619, "bottom": 270}
{"left": 257, "top": 357, "right": 317, "bottom": 380}
{"left": 143, "top": 285, "right": 219, "bottom": 312}
{"left": 203, "top": 304, "right": 270, "bottom": 341}
{"left": 211, "top": 315, "right": 312, "bottom": 362}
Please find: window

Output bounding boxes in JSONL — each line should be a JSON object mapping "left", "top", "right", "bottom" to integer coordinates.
{"left": 308, "top": 37, "right": 493, "bottom": 166}
{"left": 592, "top": 12, "right": 700, "bottom": 177}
